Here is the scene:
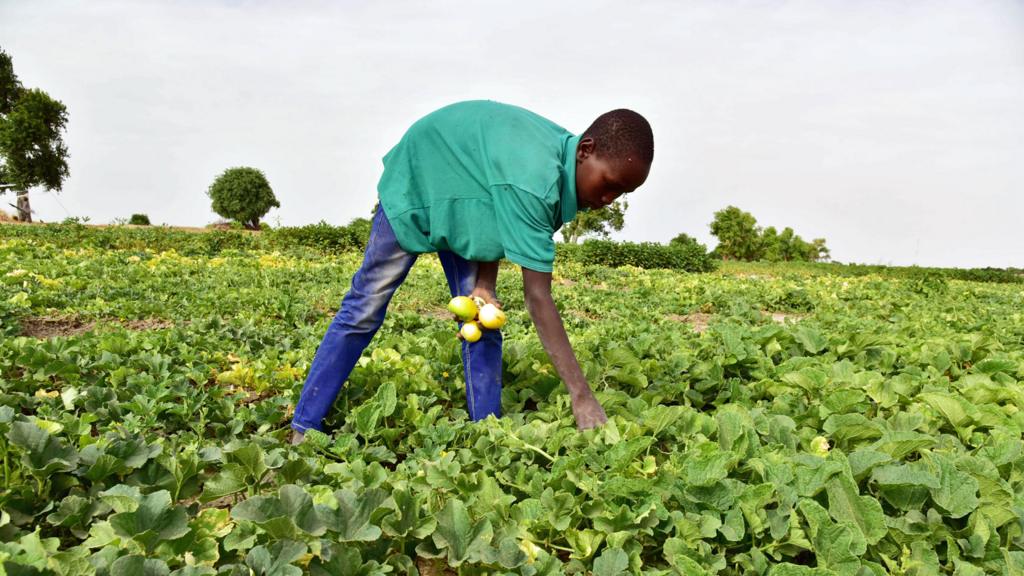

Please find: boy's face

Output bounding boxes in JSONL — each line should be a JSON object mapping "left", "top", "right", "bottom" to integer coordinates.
{"left": 575, "top": 137, "right": 650, "bottom": 211}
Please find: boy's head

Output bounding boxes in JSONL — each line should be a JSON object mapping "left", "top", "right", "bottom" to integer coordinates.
{"left": 575, "top": 109, "right": 653, "bottom": 210}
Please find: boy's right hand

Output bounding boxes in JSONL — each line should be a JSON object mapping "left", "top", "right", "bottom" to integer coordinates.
{"left": 470, "top": 285, "right": 501, "bottom": 308}
{"left": 571, "top": 393, "right": 608, "bottom": 430}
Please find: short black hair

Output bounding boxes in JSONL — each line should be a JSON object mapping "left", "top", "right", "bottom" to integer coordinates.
{"left": 581, "top": 109, "right": 654, "bottom": 165}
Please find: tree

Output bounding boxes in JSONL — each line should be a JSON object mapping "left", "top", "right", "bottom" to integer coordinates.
{"left": 560, "top": 199, "right": 627, "bottom": 244}
{"left": 809, "top": 238, "right": 830, "bottom": 262}
{"left": 709, "top": 206, "right": 761, "bottom": 260}
{"left": 708, "top": 205, "right": 831, "bottom": 262}
{"left": 0, "top": 49, "right": 70, "bottom": 223}
{"left": 206, "top": 167, "right": 279, "bottom": 230}
{"left": 0, "top": 50, "right": 21, "bottom": 114}
{"left": 760, "top": 226, "right": 784, "bottom": 261}
{"left": 668, "top": 232, "right": 703, "bottom": 250}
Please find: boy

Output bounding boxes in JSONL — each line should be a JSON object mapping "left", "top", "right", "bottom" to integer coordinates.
{"left": 291, "top": 100, "right": 653, "bottom": 443}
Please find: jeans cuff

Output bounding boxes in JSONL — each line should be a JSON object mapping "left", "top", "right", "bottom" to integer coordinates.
{"left": 290, "top": 420, "right": 317, "bottom": 433}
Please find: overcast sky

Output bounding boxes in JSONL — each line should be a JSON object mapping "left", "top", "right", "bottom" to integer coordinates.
{"left": 2, "top": 0, "right": 1022, "bottom": 267}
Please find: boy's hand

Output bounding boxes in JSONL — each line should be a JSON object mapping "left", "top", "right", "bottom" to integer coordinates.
{"left": 470, "top": 285, "right": 501, "bottom": 308}
{"left": 571, "top": 393, "right": 608, "bottom": 430}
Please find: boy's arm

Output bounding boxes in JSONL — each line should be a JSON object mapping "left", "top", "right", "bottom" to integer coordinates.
{"left": 522, "top": 267, "right": 607, "bottom": 430}
{"left": 470, "top": 261, "right": 500, "bottom": 304}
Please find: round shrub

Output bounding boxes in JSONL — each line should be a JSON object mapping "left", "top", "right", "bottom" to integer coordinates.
{"left": 206, "top": 167, "right": 280, "bottom": 230}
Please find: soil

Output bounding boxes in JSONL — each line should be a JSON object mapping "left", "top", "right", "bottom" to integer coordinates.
{"left": 667, "top": 311, "right": 805, "bottom": 334}
{"left": 668, "top": 312, "right": 713, "bottom": 333}
{"left": 416, "top": 557, "right": 456, "bottom": 576}
{"left": 19, "top": 315, "right": 177, "bottom": 339}
{"left": 764, "top": 311, "right": 807, "bottom": 324}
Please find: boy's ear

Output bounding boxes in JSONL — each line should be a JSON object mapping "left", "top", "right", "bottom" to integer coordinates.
{"left": 576, "top": 137, "right": 595, "bottom": 162}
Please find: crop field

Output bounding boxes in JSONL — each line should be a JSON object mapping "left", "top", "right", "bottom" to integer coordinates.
{"left": 1, "top": 229, "right": 1023, "bottom": 575}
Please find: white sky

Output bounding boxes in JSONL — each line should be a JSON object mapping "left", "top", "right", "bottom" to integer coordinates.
{"left": 1, "top": 0, "right": 1022, "bottom": 267}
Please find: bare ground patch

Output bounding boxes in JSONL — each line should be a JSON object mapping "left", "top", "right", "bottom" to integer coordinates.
{"left": 667, "top": 311, "right": 805, "bottom": 333}
{"left": 19, "top": 316, "right": 178, "bottom": 338}
{"left": 568, "top": 309, "right": 601, "bottom": 321}
{"left": 764, "top": 311, "right": 807, "bottom": 324}
{"left": 668, "top": 312, "right": 713, "bottom": 333}
{"left": 18, "top": 317, "right": 95, "bottom": 339}
{"left": 416, "top": 558, "right": 456, "bottom": 576}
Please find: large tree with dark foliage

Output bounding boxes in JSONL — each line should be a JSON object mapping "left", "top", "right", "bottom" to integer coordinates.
{"left": 0, "top": 48, "right": 70, "bottom": 223}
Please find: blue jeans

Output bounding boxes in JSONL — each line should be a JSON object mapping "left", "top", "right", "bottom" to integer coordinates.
{"left": 291, "top": 207, "right": 503, "bottom": 433}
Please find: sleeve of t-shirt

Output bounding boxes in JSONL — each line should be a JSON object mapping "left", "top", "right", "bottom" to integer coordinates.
{"left": 490, "top": 184, "right": 557, "bottom": 272}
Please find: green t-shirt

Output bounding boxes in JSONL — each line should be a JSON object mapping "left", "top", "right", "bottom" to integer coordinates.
{"left": 377, "top": 100, "right": 579, "bottom": 272}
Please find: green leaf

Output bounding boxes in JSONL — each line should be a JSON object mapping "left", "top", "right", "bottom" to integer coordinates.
{"left": 486, "top": 537, "right": 529, "bottom": 569}
{"left": 109, "top": 490, "right": 190, "bottom": 552}
{"left": 798, "top": 499, "right": 864, "bottom": 576}
{"left": 81, "top": 520, "right": 119, "bottom": 549}
{"left": 381, "top": 488, "right": 436, "bottom": 539}
{"left": 430, "top": 498, "right": 493, "bottom": 566}
{"left": 767, "top": 564, "right": 837, "bottom": 576}
{"left": 231, "top": 484, "right": 325, "bottom": 538}
{"left": 541, "top": 488, "right": 575, "bottom": 532}
{"left": 972, "top": 358, "right": 1017, "bottom": 375}
{"left": 793, "top": 327, "right": 828, "bottom": 354}
{"left": 682, "top": 443, "right": 738, "bottom": 486}
{"left": 926, "top": 453, "right": 979, "bottom": 519}
{"left": 377, "top": 381, "right": 397, "bottom": 417}
{"left": 228, "top": 442, "right": 268, "bottom": 480}
{"left": 664, "top": 544, "right": 709, "bottom": 575}
{"left": 847, "top": 450, "right": 892, "bottom": 479}
{"left": 781, "top": 367, "right": 828, "bottom": 392}
{"left": 0, "top": 529, "right": 59, "bottom": 571}
{"left": 642, "top": 405, "right": 686, "bottom": 436}
{"left": 870, "top": 461, "right": 940, "bottom": 487}
{"left": 952, "top": 559, "right": 986, "bottom": 576}
{"left": 110, "top": 555, "right": 170, "bottom": 576}
{"left": 825, "top": 475, "right": 886, "bottom": 545}
{"left": 302, "top": 429, "right": 330, "bottom": 450}
{"left": 170, "top": 567, "right": 218, "bottom": 576}
{"left": 322, "top": 488, "right": 388, "bottom": 542}
{"left": 592, "top": 547, "right": 629, "bottom": 576}
{"left": 201, "top": 463, "right": 248, "bottom": 502}
{"left": 792, "top": 455, "right": 845, "bottom": 496}
{"left": 99, "top": 484, "right": 143, "bottom": 514}
{"left": 920, "top": 392, "right": 975, "bottom": 430}
{"left": 245, "top": 540, "right": 306, "bottom": 576}
{"left": 871, "top": 431, "right": 936, "bottom": 460}
{"left": 822, "top": 414, "right": 883, "bottom": 444}
{"left": 565, "top": 529, "right": 605, "bottom": 560}
{"left": 309, "top": 542, "right": 392, "bottom": 576}
{"left": 7, "top": 420, "right": 79, "bottom": 474}
{"left": 353, "top": 402, "right": 383, "bottom": 438}
{"left": 45, "top": 495, "right": 94, "bottom": 532}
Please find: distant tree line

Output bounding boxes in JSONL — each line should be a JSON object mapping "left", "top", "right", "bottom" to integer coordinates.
{"left": 708, "top": 205, "right": 829, "bottom": 262}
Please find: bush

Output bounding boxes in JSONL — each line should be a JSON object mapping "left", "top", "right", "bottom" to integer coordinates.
{"left": 129, "top": 213, "right": 151, "bottom": 225}
{"left": 268, "top": 219, "right": 360, "bottom": 251}
{"left": 345, "top": 217, "right": 372, "bottom": 250}
{"left": 558, "top": 240, "right": 718, "bottom": 272}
